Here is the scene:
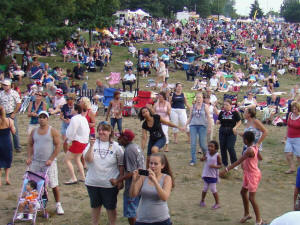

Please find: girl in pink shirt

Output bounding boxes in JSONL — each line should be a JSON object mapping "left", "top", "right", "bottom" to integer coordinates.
{"left": 220, "top": 131, "right": 263, "bottom": 225}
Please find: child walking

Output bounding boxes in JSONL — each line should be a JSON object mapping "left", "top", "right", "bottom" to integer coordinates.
{"left": 200, "top": 140, "right": 222, "bottom": 209}
{"left": 220, "top": 131, "right": 263, "bottom": 225}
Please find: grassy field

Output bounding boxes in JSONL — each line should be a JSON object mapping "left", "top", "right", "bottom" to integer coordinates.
{"left": 0, "top": 41, "right": 300, "bottom": 225}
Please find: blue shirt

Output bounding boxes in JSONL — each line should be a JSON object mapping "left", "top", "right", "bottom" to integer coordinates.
{"left": 296, "top": 167, "right": 300, "bottom": 188}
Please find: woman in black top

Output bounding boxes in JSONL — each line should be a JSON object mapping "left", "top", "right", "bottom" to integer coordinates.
{"left": 217, "top": 99, "right": 241, "bottom": 167}
{"left": 139, "top": 107, "right": 184, "bottom": 166}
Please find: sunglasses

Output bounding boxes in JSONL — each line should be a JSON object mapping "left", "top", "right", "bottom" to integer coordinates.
{"left": 35, "top": 93, "right": 43, "bottom": 96}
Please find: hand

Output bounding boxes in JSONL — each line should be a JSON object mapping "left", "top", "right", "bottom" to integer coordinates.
{"left": 109, "top": 178, "right": 118, "bottom": 186}
{"left": 45, "top": 159, "right": 53, "bottom": 166}
{"left": 219, "top": 169, "right": 226, "bottom": 177}
{"left": 233, "top": 127, "right": 237, "bottom": 135}
{"left": 132, "top": 170, "right": 141, "bottom": 182}
{"left": 148, "top": 169, "right": 158, "bottom": 184}
{"left": 178, "top": 127, "right": 186, "bottom": 132}
{"left": 26, "top": 158, "right": 32, "bottom": 166}
{"left": 10, "top": 113, "right": 15, "bottom": 119}
{"left": 65, "top": 119, "right": 70, "bottom": 124}
{"left": 200, "top": 156, "right": 206, "bottom": 161}
{"left": 117, "top": 181, "right": 124, "bottom": 190}
{"left": 90, "top": 137, "right": 96, "bottom": 146}
{"left": 207, "top": 127, "right": 211, "bottom": 134}
{"left": 209, "top": 164, "right": 216, "bottom": 168}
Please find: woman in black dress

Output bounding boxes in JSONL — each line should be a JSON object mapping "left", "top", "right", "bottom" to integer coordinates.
{"left": 0, "top": 106, "right": 16, "bottom": 186}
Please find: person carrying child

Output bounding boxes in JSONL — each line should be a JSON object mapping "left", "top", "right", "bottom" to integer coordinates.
{"left": 199, "top": 141, "right": 222, "bottom": 209}
{"left": 16, "top": 180, "right": 38, "bottom": 220}
{"left": 220, "top": 131, "right": 263, "bottom": 225}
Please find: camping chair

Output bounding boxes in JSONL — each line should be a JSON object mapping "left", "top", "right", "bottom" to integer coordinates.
{"left": 30, "top": 67, "right": 43, "bottom": 80}
{"left": 105, "top": 72, "right": 121, "bottom": 88}
{"left": 143, "top": 48, "right": 150, "bottom": 56}
{"left": 101, "top": 88, "right": 117, "bottom": 115}
{"left": 261, "top": 64, "right": 270, "bottom": 74}
{"left": 132, "top": 91, "right": 153, "bottom": 112}
{"left": 182, "top": 63, "right": 190, "bottom": 71}
{"left": 79, "top": 89, "right": 95, "bottom": 103}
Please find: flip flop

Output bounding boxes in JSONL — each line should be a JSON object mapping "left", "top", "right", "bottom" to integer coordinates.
{"left": 79, "top": 179, "right": 85, "bottom": 182}
{"left": 64, "top": 180, "right": 78, "bottom": 185}
{"left": 255, "top": 219, "right": 263, "bottom": 225}
{"left": 285, "top": 170, "right": 295, "bottom": 174}
{"left": 240, "top": 215, "right": 252, "bottom": 223}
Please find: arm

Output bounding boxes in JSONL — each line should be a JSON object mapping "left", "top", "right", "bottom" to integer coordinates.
{"left": 84, "top": 140, "right": 95, "bottom": 163}
{"left": 233, "top": 119, "right": 242, "bottom": 135}
{"left": 149, "top": 171, "right": 172, "bottom": 201}
{"left": 141, "top": 129, "right": 148, "bottom": 150}
{"left": 226, "top": 148, "right": 254, "bottom": 171}
{"left": 161, "top": 117, "right": 183, "bottom": 130}
{"left": 185, "top": 108, "right": 193, "bottom": 127}
{"left": 88, "top": 110, "right": 96, "bottom": 128}
{"left": 9, "top": 118, "right": 16, "bottom": 134}
{"left": 26, "top": 131, "right": 35, "bottom": 165}
{"left": 129, "top": 170, "right": 145, "bottom": 198}
{"left": 106, "top": 102, "right": 112, "bottom": 121}
{"left": 46, "top": 128, "right": 60, "bottom": 166}
{"left": 184, "top": 96, "right": 190, "bottom": 110}
{"left": 166, "top": 102, "right": 171, "bottom": 117}
{"left": 204, "top": 105, "right": 212, "bottom": 131}
{"left": 253, "top": 119, "right": 268, "bottom": 146}
{"left": 27, "top": 101, "right": 33, "bottom": 117}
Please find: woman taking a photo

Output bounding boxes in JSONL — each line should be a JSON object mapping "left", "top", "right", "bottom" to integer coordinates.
{"left": 185, "top": 93, "right": 212, "bottom": 166}
{"left": 130, "top": 153, "right": 174, "bottom": 225}
{"left": 83, "top": 122, "right": 124, "bottom": 225}
{"left": 139, "top": 107, "right": 184, "bottom": 165}
{"left": 169, "top": 83, "right": 189, "bottom": 144}
{"left": 153, "top": 92, "right": 171, "bottom": 152}
{"left": 217, "top": 99, "right": 241, "bottom": 167}
{"left": 284, "top": 102, "right": 300, "bottom": 174}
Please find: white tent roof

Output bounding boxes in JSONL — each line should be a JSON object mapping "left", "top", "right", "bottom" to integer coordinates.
{"left": 134, "top": 9, "right": 150, "bottom": 17}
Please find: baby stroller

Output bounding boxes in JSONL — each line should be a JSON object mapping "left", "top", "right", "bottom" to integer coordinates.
{"left": 9, "top": 166, "right": 49, "bottom": 225}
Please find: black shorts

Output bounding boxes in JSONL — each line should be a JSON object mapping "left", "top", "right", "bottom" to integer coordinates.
{"left": 86, "top": 185, "right": 119, "bottom": 209}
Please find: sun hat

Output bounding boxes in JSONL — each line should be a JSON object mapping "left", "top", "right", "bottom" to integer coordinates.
{"left": 2, "top": 79, "right": 11, "bottom": 86}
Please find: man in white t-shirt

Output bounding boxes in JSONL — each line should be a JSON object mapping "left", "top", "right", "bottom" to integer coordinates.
{"left": 13, "top": 66, "right": 25, "bottom": 84}
{"left": 209, "top": 74, "right": 219, "bottom": 90}
{"left": 206, "top": 88, "right": 217, "bottom": 105}
{"left": 270, "top": 211, "right": 300, "bottom": 225}
{"left": 122, "top": 69, "right": 136, "bottom": 92}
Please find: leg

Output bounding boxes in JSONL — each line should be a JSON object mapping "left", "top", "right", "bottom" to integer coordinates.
{"left": 91, "top": 207, "right": 102, "bottom": 225}
{"left": 117, "top": 118, "right": 122, "bottom": 134}
{"left": 285, "top": 152, "right": 295, "bottom": 172}
{"left": 178, "top": 109, "right": 189, "bottom": 142}
{"left": 5, "top": 168, "right": 10, "bottom": 184}
{"left": 162, "top": 125, "right": 169, "bottom": 152}
{"left": 128, "top": 218, "right": 136, "bottom": 225}
{"left": 74, "top": 153, "right": 85, "bottom": 180}
{"left": 106, "top": 209, "right": 117, "bottom": 225}
{"left": 12, "top": 115, "right": 21, "bottom": 151}
{"left": 199, "top": 126, "right": 208, "bottom": 155}
{"left": 249, "top": 192, "right": 262, "bottom": 224}
{"left": 170, "top": 109, "right": 179, "bottom": 143}
{"left": 227, "top": 134, "right": 237, "bottom": 165}
{"left": 189, "top": 126, "right": 197, "bottom": 164}
{"left": 151, "top": 146, "right": 159, "bottom": 154}
{"left": 64, "top": 151, "right": 77, "bottom": 182}
{"left": 240, "top": 187, "right": 251, "bottom": 222}
{"left": 122, "top": 81, "right": 126, "bottom": 92}
{"left": 219, "top": 133, "right": 228, "bottom": 166}
{"left": 52, "top": 186, "right": 60, "bottom": 203}
{"left": 209, "top": 183, "right": 219, "bottom": 205}
{"left": 110, "top": 118, "right": 117, "bottom": 131}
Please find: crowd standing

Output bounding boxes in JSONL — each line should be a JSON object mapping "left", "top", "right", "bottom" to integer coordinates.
{"left": 1, "top": 14, "right": 300, "bottom": 225}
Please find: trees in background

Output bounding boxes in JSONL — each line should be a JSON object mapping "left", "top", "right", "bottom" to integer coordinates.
{"left": 280, "top": 0, "right": 300, "bottom": 23}
{"left": 249, "top": 0, "right": 264, "bottom": 19}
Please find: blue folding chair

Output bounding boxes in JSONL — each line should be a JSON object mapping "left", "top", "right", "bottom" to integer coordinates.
{"left": 102, "top": 88, "right": 117, "bottom": 115}
{"left": 182, "top": 63, "right": 190, "bottom": 71}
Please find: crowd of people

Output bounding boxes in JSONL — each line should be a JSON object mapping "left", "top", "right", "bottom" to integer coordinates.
{"left": 0, "top": 14, "right": 300, "bottom": 225}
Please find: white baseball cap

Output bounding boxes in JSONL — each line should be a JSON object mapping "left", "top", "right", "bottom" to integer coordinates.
{"left": 38, "top": 111, "right": 49, "bottom": 118}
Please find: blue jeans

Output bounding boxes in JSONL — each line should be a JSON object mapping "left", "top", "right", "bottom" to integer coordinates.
{"left": 6, "top": 113, "right": 20, "bottom": 151}
{"left": 190, "top": 125, "right": 207, "bottom": 163}
{"left": 110, "top": 118, "right": 122, "bottom": 133}
{"left": 147, "top": 136, "right": 166, "bottom": 156}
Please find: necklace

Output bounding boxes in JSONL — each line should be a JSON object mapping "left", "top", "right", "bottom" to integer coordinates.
{"left": 96, "top": 140, "right": 113, "bottom": 159}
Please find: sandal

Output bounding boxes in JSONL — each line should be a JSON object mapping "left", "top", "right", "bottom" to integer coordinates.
{"left": 255, "top": 219, "right": 263, "bottom": 225}
{"left": 64, "top": 180, "right": 78, "bottom": 185}
{"left": 240, "top": 215, "right": 252, "bottom": 223}
{"left": 285, "top": 170, "right": 295, "bottom": 174}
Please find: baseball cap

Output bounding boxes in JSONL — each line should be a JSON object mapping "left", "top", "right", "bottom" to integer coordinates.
{"left": 38, "top": 111, "right": 49, "bottom": 118}
{"left": 2, "top": 79, "right": 11, "bottom": 86}
{"left": 120, "top": 129, "right": 135, "bottom": 142}
{"left": 55, "top": 88, "right": 63, "bottom": 96}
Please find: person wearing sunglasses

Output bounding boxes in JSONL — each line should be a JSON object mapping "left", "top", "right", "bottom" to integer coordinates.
{"left": 27, "top": 91, "right": 46, "bottom": 134}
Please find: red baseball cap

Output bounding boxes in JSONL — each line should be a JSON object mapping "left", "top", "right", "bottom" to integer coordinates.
{"left": 120, "top": 129, "right": 135, "bottom": 142}
{"left": 56, "top": 88, "right": 63, "bottom": 96}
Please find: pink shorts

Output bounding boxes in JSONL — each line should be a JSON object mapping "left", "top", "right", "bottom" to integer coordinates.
{"left": 243, "top": 172, "right": 261, "bottom": 192}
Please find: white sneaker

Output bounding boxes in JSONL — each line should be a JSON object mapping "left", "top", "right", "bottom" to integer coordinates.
{"left": 28, "top": 214, "right": 33, "bottom": 220}
{"left": 234, "top": 166, "right": 239, "bottom": 170}
{"left": 56, "top": 203, "right": 64, "bottom": 215}
{"left": 189, "top": 162, "right": 195, "bottom": 166}
{"left": 16, "top": 213, "right": 24, "bottom": 220}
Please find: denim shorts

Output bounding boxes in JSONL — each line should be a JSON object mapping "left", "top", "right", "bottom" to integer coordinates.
{"left": 123, "top": 195, "right": 140, "bottom": 218}
{"left": 147, "top": 136, "right": 166, "bottom": 156}
{"left": 60, "top": 122, "right": 69, "bottom": 136}
{"left": 284, "top": 137, "right": 300, "bottom": 157}
{"left": 135, "top": 218, "right": 172, "bottom": 225}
